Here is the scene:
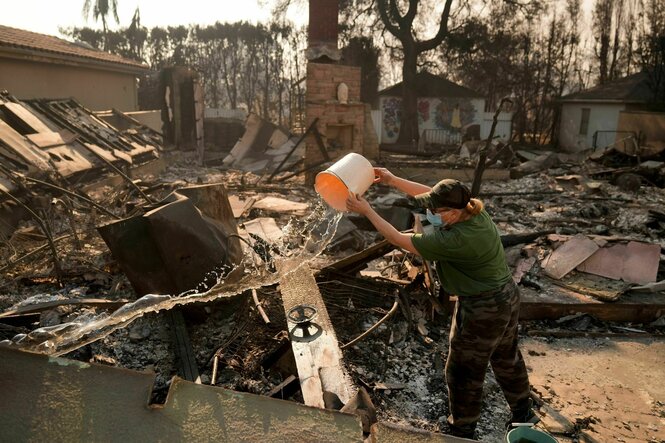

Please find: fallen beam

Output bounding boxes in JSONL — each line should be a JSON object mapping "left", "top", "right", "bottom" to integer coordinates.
{"left": 436, "top": 298, "right": 665, "bottom": 323}
{"left": 277, "top": 259, "right": 354, "bottom": 408}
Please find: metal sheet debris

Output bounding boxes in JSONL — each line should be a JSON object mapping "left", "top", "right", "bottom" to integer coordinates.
{"left": 0, "top": 347, "right": 363, "bottom": 443}
{"left": 98, "top": 184, "right": 242, "bottom": 295}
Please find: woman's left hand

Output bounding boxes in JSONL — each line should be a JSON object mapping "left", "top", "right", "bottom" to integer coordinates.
{"left": 346, "top": 193, "right": 372, "bottom": 215}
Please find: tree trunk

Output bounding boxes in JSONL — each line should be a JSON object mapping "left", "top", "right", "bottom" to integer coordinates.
{"left": 397, "top": 44, "right": 419, "bottom": 145}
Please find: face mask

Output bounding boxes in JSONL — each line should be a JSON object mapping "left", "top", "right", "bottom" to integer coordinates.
{"left": 426, "top": 209, "right": 444, "bottom": 227}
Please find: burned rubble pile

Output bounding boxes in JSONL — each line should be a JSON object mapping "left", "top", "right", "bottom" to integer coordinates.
{"left": 1, "top": 139, "right": 664, "bottom": 442}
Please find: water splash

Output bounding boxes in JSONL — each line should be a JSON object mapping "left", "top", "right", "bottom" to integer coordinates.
{"left": 2, "top": 200, "right": 343, "bottom": 357}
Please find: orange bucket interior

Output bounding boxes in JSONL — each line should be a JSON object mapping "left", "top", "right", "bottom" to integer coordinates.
{"left": 315, "top": 171, "right": 350, "bottom": 211}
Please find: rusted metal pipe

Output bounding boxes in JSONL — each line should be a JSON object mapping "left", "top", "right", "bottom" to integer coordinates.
{"left": 252, "top": 289, "right": 271, "bottom": 324}
{"left": 79, "top": 144, "right": 153, "bottom": 204}
{"left": 22, "top": 176, "right": 120, "bottom": 219}
{"left": 0, "top": 188, "right": 62, "bottom": 283}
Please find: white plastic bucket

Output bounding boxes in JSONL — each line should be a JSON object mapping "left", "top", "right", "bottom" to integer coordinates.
{"left": 315, "top": 153, "right": 374, "bottom": 211}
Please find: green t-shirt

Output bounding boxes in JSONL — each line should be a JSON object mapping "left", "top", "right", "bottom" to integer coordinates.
{"left": 410, "top": 210, "right": 511, "bottom": 297}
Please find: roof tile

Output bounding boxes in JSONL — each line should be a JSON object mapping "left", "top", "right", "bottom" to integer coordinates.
{"left": 0, "top": 25, "right": 149, "bottom": 72}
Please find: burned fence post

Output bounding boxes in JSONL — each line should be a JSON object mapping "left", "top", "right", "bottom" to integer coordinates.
{"left": 471, "top": 96, "right": 513, "bottom": 197}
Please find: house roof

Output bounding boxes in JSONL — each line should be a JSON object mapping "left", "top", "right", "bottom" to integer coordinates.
{"left": 0, "top": 25, "right": 150, "bottom": 74}
{"left": 378, "top": 71, "right": 484, "bottom": 99}
{"left": 561, "top": 72, "right": 653, "bottom": 103}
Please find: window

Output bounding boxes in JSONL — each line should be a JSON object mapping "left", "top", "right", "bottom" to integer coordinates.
{"left": 579, "top": 108, "right": 591, "bottom": 135}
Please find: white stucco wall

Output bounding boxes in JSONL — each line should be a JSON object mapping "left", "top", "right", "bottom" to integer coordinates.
{"left": 379, "top": 96, "right": 485, "bottom": 144}
{"left": 559, "top": 102, "right": 626, "bottom": 152}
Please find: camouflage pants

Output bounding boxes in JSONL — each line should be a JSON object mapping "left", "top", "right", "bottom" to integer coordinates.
{"left": 445, "top": 280, "right": 531, "bottom": 433}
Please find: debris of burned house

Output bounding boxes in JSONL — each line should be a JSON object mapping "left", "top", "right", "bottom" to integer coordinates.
{"left": 0, "top": 91, "right": 163, "bottom": 238}
{"left": 222, "top": 112, "right": 303, "bottom": 174}
{"left": 1, "top": 147, "right": 664, "bottom": 442}
{"left": 2, "top": 6, "right": 665, "bottom": 443}
{"left": 202, "top": 108, "right": 246, "bottom": 157}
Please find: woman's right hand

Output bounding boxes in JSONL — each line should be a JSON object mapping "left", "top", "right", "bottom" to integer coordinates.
{"left": 373, "top": 167, "right": 396, "bottom": 185}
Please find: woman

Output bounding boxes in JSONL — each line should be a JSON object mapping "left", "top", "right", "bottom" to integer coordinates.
{"left": 345, "top": 168, "right": 535, "bottom": 439}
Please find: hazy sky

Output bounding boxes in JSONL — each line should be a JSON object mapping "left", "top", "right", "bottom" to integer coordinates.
{"left": 3, "top": 0, "right": 595, "bottom": 39}
{"left": 1, "top": 0, "right": 308, "bottom": 37}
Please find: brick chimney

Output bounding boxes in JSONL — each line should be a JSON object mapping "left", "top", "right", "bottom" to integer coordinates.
{"left": 307, "top": 0, "right": 341, "bottom": 61}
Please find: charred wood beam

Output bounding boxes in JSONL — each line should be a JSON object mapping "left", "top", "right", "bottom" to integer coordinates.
{"left": 436, "top": 298, "right": 665, "bottom": 323}
{"left": 501, "top": 230, "right": 554, "bottom": 248}
{"left": 166, "top": 309, "right": 200, "bottom": 383}
{"left": 276, "top": 259, "right": 354, "bottom": 408}
{"left": 519, "top": 302, "right": 665, "bottom": 323}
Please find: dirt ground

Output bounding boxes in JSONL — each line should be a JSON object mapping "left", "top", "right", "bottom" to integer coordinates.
{"left": 523, "top": 336, "right": 665, "bottom": 443}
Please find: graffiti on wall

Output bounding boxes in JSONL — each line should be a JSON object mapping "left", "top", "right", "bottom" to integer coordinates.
{"left": 417, "top": 99, "right": 430, "bottom": 125}
{"left": 382, "top": 96, "right": 480, "bottom": 143}
{"left": 434, "top": 98, "right": 475, "bottom": 131}
{"left": 382, "top": 97, "right": 402, "bottom": 139}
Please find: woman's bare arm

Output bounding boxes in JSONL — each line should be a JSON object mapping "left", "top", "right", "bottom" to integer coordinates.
{"left": 374, "top": 168, "right": 431, "bottom": 197}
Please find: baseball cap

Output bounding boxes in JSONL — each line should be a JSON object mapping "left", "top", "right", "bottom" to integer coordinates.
{"left": 414, "top": 179, "right": 471, "bottom": 210}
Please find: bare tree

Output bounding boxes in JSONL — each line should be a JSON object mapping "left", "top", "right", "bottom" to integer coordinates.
{"left": 376, "top": 0, "right": 454, "bottom": 144}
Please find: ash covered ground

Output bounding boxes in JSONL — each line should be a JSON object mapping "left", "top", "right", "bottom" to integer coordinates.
{"left": 2, "top": 152, "right": 665, "bottom": 442}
